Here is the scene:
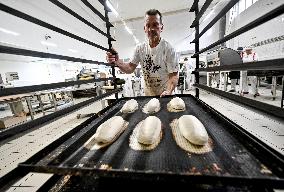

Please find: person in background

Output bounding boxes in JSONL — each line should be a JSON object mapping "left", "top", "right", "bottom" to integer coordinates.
{"left": 183, "top": 57, "right": 195, "bottom": 90}
{"left": 241, "top": 46, "right": 259, "bottom": 97}
{"left": 106, "top": 9, "right": 179, "bottom": 97}
{"left": 228, "top": 47, "right": 243, "bottom": 92}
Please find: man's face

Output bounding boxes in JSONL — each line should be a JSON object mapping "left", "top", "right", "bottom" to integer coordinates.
{"left": 144, "top": 14, "right": 163, "bottom": 41}
{"left": 245, "top": 49, "right": 252, "bottom": 54}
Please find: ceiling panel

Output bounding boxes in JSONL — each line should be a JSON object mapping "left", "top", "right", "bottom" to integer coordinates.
{"left": 108, "top": 0, "right": 194, "bottom": 22}
{"left": 0, "top": 0, "right": 221, "bottom": 64}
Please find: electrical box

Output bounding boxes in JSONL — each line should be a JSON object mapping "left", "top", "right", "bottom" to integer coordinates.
{"left": 5, "top": 72, "right": 19, "bottom": 81}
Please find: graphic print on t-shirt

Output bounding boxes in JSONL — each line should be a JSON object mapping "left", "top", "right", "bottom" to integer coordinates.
{"left": 144, "top": 54, "right": 161, "bottom": 73}
{"left": 143, "top": 54, "right": 162, "bottom": 93}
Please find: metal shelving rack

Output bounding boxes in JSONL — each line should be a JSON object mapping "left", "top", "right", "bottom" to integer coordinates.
{"left": 0, "top": 1, "right": 122, "bottom": 189}
{"left": 0, "top": 1, "right": 120, "bottom": 141}
{"left": 189, "top": 0, "right": 284, "bottom": 118}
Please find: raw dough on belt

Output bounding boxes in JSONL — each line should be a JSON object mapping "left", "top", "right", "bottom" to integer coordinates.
{"left": 178, "top": 115, "right": 208, "bottom": 145}
{"left": 145, "top": 98, "right": 160, "bottom": 113}
{"left": 94, "top": 116, "right": 125, "bottom": 143}
{"left": 121, "top": 99, "right": 138, "bottom": 113}
{"left": 169, "top": 97, "right": 185, "bottom": 110}
{"left": 137, "top": 116, "right": 161, "bottom": 145}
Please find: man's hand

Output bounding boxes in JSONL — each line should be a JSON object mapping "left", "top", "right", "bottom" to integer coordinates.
{"left": 160, "top": 72, "right": 178, "bottom": 97}
{"left": 106, "top": 48, "right": 119, "bottom": 64}
{"left": 160, "top": 90, "right": 171, "bottom": 97}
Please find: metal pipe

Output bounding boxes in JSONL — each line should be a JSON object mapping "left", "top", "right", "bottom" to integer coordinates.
{"left": 103, "top": 2, "right": 118, "bottom": 99}
{"left": 194, "top": 4, "right": 200, "bottom": 98}
{"left": 0, "top": 77, "right": 113, "bottom": 97}
{"left": 0, "top": 3, "right": 109, "bottom": 51}
{"left": 48, "top": 0, "right": 114, "bottom": 40}
{"left": 195, "top": 58, "right": 284, "bottom": 72}
{"left": 190, "top": 0, "right": 214, "bottom": 28}
{"left": 195, "top": 84, "right": 284, "bottom": 118}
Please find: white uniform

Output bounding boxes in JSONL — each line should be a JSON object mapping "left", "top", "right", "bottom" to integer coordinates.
{"left": 131, "top": 39, "right": 179, "bottom": 96}
{"left": 184, "top": 59, "right": 196, "bottom": 90}
{"left": 241, "top": 51, "right": 258, "bottom": 94}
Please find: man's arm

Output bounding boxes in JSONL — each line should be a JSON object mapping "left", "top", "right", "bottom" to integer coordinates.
{"left": 106, "top": 49, "right": 137, "bottom": 74}
{"left": 160, "top": 72, "right": 178, "bottom": 97}
{"left": 115, "top": 60, "right": 137, "bottom": 74}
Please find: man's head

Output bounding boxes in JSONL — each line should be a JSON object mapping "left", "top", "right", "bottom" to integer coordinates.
{"left": 184, "top": 57, "right": 188, "bottom": 61}
{"left": 244, "top": 46, "right": 253, "bottom": 54}
{"left": 144, "top": 9, "right": 163, "bottom": 42}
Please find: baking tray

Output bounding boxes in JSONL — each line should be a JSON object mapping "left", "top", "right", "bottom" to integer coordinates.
{"left": 18, "top": 95, "right": 284, "bottom": 189}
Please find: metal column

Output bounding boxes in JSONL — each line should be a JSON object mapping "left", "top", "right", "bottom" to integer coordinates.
{"left": 104, "top": 4, "right": 118, "bottom": 99}
{"left": 194, "top": 5, "right": 200, "bottom": 98}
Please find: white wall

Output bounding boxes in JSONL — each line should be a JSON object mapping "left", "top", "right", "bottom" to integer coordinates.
{"left": 0, "top": 56, "right": 104, "bottom": 87}
{"left": 0, "top": 60, "right": 64, "bottom": 87}
{"left": 226, "top": 0, "right": 284, "bottom": 60}
{"left": 0, "top": 0, "right": 111, "bottom": 87}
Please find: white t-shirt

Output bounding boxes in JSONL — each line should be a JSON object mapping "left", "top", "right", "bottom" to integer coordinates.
{"left": 130, "top": 39, "right": 179, "bottom": 96}
{"left": 185, "top": 59, "right": 196, "bottom": 72}
{"left": 242, "top": 52, "right": 258, "bottom": 63}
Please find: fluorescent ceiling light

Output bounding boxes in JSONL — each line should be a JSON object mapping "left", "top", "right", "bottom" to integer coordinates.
{"left": 68, "top": 49, "right": 78, "bottom": 53}
{"left": 133, "top": 36, "right": 139, "bottom": 44}
{"left": 134, "top": 38, "right": 139, "bottom": 44}
{"left": 0, "top": 27, "right": 20, "bottom": 36}
{"left": 106, "top": 0, "right": 118, "bottom": 17}
{"left": 125, "top": 25, "right": 133, "bottom": 35}
{"left": 40, "top": 41, "right": 57, "bottom": 47}
{"left": 0, "top": 40, "right": 34, "bottom": 50}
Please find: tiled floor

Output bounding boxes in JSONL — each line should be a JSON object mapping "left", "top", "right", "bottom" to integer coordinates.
{"left": 0, "top": 91, "right": 283, "bottom": 191}
{"left": 197, "top": 90, "right": 284, "bottom": 155}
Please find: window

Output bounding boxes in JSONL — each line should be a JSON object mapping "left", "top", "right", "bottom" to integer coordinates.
{"left": 239, "top": 0, "right": 246, "bottom": 14}
{"left": 246, "top": 0, "right": 253, "bottom": 9}
{"left": 227, "top": 0, "right": 258, "bottom": 33}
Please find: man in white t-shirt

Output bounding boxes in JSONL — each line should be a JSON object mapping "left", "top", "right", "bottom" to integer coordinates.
{"left": 241, "top": 46, "right": 259, "bottom": 97}
{"left": 183, "top": 57, "right": 195, "bottom": 90}
{"left": 106, "top": 9, "right": 179, "bottom": 97}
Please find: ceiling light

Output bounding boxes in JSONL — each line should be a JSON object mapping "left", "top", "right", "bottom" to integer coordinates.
{"left": 106, "top": 0, "right": 118, "bottom": 17}
{"left": 40, "top": 41, "right": 57, "bottom": 47}
{"left": 68, "top": 49, "right": 78, "bottom": 53}
{"left": 0, "top": 40, "right": 34, "bottom": 50}
{"left": 133, "top": 36, "right": 139, "bottom": 44}
{"left": 0, "top": 27, "right": 20, "bottom": 36}
{"left": 125, "top": 26, "right": 133, "bottom": 35}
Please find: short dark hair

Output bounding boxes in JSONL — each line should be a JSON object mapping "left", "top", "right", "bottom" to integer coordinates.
{"left": 145, "top": 9, "right": 163, "bottom": 24}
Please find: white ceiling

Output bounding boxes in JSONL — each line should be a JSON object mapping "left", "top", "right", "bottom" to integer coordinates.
{"left": 108, "top": 0, "right": 194, "bottom": 22}
{"left": 0, "top": 0, "right": 217, "bottom": 63}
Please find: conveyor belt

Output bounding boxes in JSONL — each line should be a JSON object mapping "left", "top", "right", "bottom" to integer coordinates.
{"left": 14, "top": 95, "right": 284, "bottom": 190}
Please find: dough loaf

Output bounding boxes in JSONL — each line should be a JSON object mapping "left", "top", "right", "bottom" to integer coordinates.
{"left": 94, "top": 116, "right": 125, "bottom": 143}
{"left": 169, "top": 97, "right": 185, "bottom": 110}
{"left": 121, "top": 99, "right": 138, "bottom": 113}
{"left": 178, "top": 115, "right": 208, "bottom": 145}
{"left": 145, "top": 98, "right": 160, "bottom": 113}
{"left": 137, "top": 116, "right": 161, "bottom": 145}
